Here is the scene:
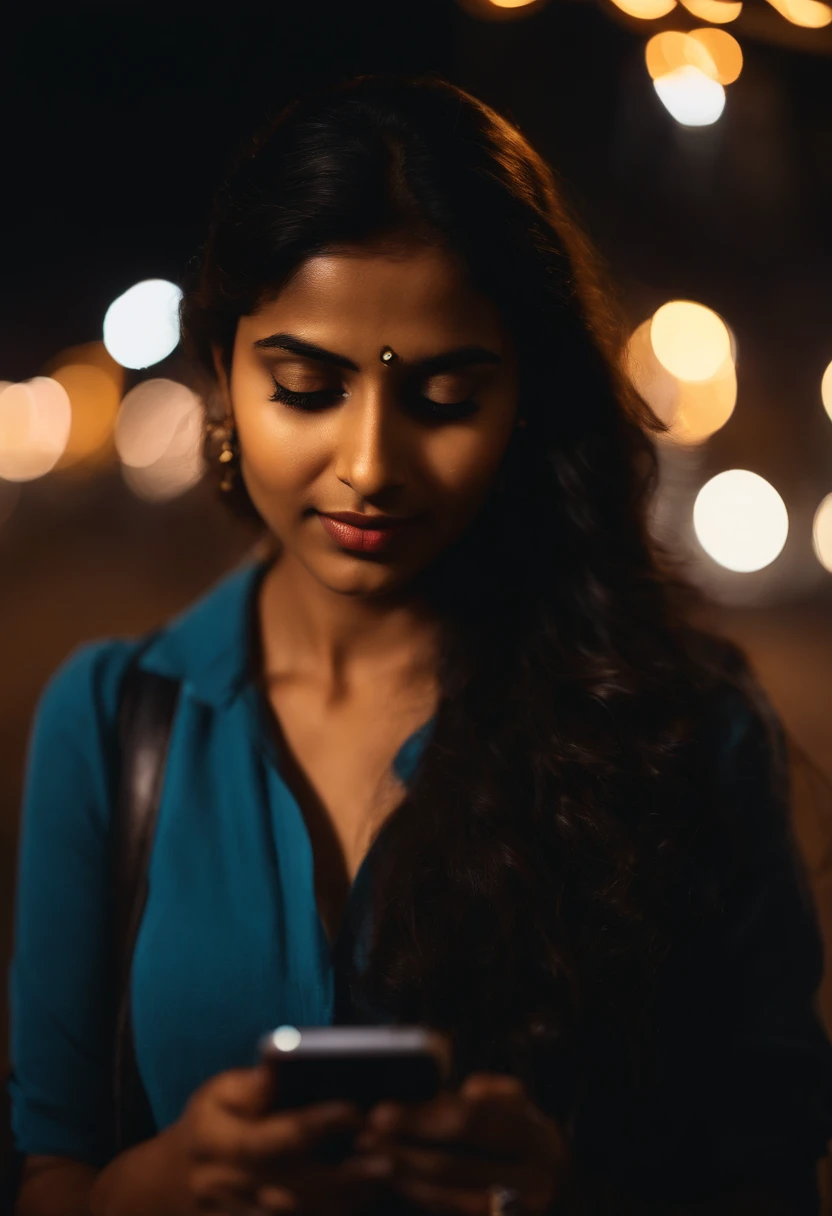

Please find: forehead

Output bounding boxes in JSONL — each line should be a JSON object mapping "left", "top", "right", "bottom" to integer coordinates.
{"left": 248, "top": 245, "right": 506, "bottom": 345}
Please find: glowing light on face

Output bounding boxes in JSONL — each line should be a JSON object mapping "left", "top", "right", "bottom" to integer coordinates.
{"left": 103, "top": 279, "right": 183, "bottom": 369}
{"left": 693, "top": 470, "right": 789, "bottom": 572}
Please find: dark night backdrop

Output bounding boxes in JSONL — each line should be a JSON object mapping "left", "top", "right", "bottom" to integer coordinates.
{"left": 2, "top": 0, "right": 832, "bottom": 1187}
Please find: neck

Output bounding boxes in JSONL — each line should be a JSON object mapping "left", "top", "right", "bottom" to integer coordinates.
{"left": 257, "top": 547, "right": 441, "bottom": 697}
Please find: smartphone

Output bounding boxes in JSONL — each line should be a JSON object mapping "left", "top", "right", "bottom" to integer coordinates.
{"left": 258, "top": 1024, "right": 453, "bottom": 1113}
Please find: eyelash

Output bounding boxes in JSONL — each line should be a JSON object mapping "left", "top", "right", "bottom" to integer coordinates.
{"left": 267, "top": 377, "right": 478, "bottom": 420}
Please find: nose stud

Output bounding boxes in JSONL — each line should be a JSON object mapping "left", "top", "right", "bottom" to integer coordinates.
{"left": 379, "top": 346, "right": 398, "bottom": 365}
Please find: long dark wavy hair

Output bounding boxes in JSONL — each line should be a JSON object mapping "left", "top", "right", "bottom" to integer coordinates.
{"left": 179, "top": 73, "right": 791, "bottom": 1117}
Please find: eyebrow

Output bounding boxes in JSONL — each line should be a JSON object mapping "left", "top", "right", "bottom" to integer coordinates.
{"left": 251, "top": 332, "right": 502, "bottom": 376}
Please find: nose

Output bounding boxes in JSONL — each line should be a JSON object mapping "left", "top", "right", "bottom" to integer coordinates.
{"left": 333, "top": 378, "right": 407, "bottom": 498}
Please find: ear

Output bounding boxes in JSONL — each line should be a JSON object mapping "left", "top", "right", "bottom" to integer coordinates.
{"left": 211, "top": 344, "right": 233, "bottom": 414}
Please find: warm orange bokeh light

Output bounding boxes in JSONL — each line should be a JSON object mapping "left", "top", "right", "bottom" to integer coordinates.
{"left": 645, "top": 31, "right": 717, "bottom": 80}
{"left": 43, "top": 342, "right": 124, "bottom": 469}
{"left": 822, "top": 359, "right": 832, "bottom": 421}
{"left": 625, "top": 315, "right": 737, "bottom": 445}
{"left": 610, "top": 0, "right": 678, "bottom": 17}
{"left": 650, "top": 300, "right": 732, "bottom": 382}
{"left": 688, "top": 28, "right": 743, "bottom": 84}
{"left": 680, "top": 0, "right": 742, "bottom": 20}
{"left": 0, "top": 378, "right": 72, "bottom": 481}
{"left": 765, "top": 0, "right": 832, "bottom": 26}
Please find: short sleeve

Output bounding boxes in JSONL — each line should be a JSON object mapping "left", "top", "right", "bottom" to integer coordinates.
{"left": 703, "top": 684, "right": 832, "bottom": 1199}
{"left": 7, "top": 639, "right": 140, "bottom": 1167}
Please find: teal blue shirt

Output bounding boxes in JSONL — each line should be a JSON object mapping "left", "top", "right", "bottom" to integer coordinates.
{"left": 8, "top": 559, "right": 436, "bottom": 1166}
{"left": 8, "top": 559, "right": 832, "bottom": 1208}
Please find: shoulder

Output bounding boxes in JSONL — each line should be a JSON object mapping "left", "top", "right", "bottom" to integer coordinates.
{"left": 33, "top": 636, "right": 146, "bottom": 739}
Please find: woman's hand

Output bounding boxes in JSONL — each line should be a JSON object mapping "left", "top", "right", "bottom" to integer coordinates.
{"left": 165, "top": 1063, "right": 393, "bottom": 1215}
{"left": 354, "top": 1073, "right": 572, "bottom": 1216}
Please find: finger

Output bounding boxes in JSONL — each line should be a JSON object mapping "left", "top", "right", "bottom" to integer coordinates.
{"left": 258, "top": 1156, "right": 393, "bottom": 1215}
{"left": 382, "top": 1143, "right": 530, "bottom": 1192}
{"left": 254, "top": 1184, "right": 300, "bottom": 1213}
{"left": 390, "top": 1175, "right": 490, "bottom": 1216}
{"left": 195, "top": 1101, "right": 362, "bottom": 1168}
{"left": 461, "top": 1073, "right": 528, "bottom": 1102}
{"left": 212, "top": 1066, "right": 276, "bottom": 1117}
{"left": 188, "top": 1161, "right": 259, "bottom": 1211}
{"left": 369, "top": 1090, "right": 530, "bottom": 1160}
{"left": 368, "top": 1093, "right": 465, "bottom": 1140}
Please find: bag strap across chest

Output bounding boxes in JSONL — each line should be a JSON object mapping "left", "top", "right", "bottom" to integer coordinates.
{"left": 111, "top": 654, "right": 181, "bottom": 1154}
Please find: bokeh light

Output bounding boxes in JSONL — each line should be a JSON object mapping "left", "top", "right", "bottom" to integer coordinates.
{"left": 688, "top": 28, "right": 743, "bottom": 84}
{"left": 765, "top": 0, "right": 832, "bottom": 26}
{"left": 626, "top": 318, "right": 737, "bottom": 443}
{"left": 645, "top": 31, "right": 717, "bottom": 81}
{"left": 609, "top": 0, "right": 677, "bottom": 16}
{"left": 115, "top": 378, "right": 205, "bottom": 501}
{"left": 0, "top": 378, "right": 72, "bottom": 481}
{"left": 813, "top": 494, "right": 832, "bottom": 573}
{"left": 693, "top": 470, "right": 789, "bottom": 572}
{"left": 680, "top": 0, "right": 742, "bottom": 19}
{"left": 653, "top": 65, "right": 726, "bottom": 127}
{"left": 650, "top": 300, "right": 732, "bottom": 381}
{"left": 646, "top": 30, "right": 742, "bottom": 86}
{"left": 821, "top": 359, "right": 832, "bottom": 421}
{"left": 103, "top": 279, "right": 183, "bottom": 370}
{"left": 44, "top": 342, "right": 124, "bottom": 468}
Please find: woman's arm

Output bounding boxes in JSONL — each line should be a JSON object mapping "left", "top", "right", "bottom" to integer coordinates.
{"left": 8, "top": 642, "right": 144, "bottom": 1192}
{"left": 14, "top": 1156, "right": 99, "bottom": 1216}
{"left": 14, "top": 1124, "right": 189, "bottom": 1216}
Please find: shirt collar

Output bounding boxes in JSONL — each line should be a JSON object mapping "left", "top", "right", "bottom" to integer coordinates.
{"left": 137, "top": 558, "right": 439, "bottom": 779}
{"left": 138, "top": 559, "right": 266, "bottom": 709}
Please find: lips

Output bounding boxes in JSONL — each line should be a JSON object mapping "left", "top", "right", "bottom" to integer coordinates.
{"left": 317, "top": 512, "right": 415, "bottom": 553}
{"left": 319, "top": 512, "right": 413, "bottom": 530}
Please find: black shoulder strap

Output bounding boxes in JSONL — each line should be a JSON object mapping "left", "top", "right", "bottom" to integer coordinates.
{"left": 111, "top": 650, "right": 181, "bottom": 1155}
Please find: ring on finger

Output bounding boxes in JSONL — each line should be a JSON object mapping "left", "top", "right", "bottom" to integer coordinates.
{"left": 488, "top": 1184, "right": 522, "bottom": 1216}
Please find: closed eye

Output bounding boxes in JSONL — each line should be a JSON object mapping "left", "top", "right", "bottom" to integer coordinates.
{"left": 268, "top": 377, "right": 479, "bottom": 420}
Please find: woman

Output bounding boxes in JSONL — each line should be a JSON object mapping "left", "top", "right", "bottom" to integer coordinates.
{"left": 8, "top": 72, "right": 832, "bottom": 1216}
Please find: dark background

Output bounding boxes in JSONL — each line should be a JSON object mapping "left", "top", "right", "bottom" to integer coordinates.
{"left": 2, "top": 0, "right": 832, "bottom": 1175}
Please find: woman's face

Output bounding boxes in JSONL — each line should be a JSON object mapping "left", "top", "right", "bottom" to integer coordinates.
{"left": 214, "top": 241, "right": 520, "bottom": 599}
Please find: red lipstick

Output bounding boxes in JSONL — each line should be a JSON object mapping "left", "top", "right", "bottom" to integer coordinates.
{"left": 317, "top": 511, "right": 417, "bottom": 553}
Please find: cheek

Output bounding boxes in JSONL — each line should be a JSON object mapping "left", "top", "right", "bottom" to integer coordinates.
{"left": 423, "top": 427, "right": 511, "bottom": 502}
{"left": 235, "top": 408, "right": 321, "bottom": 499}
